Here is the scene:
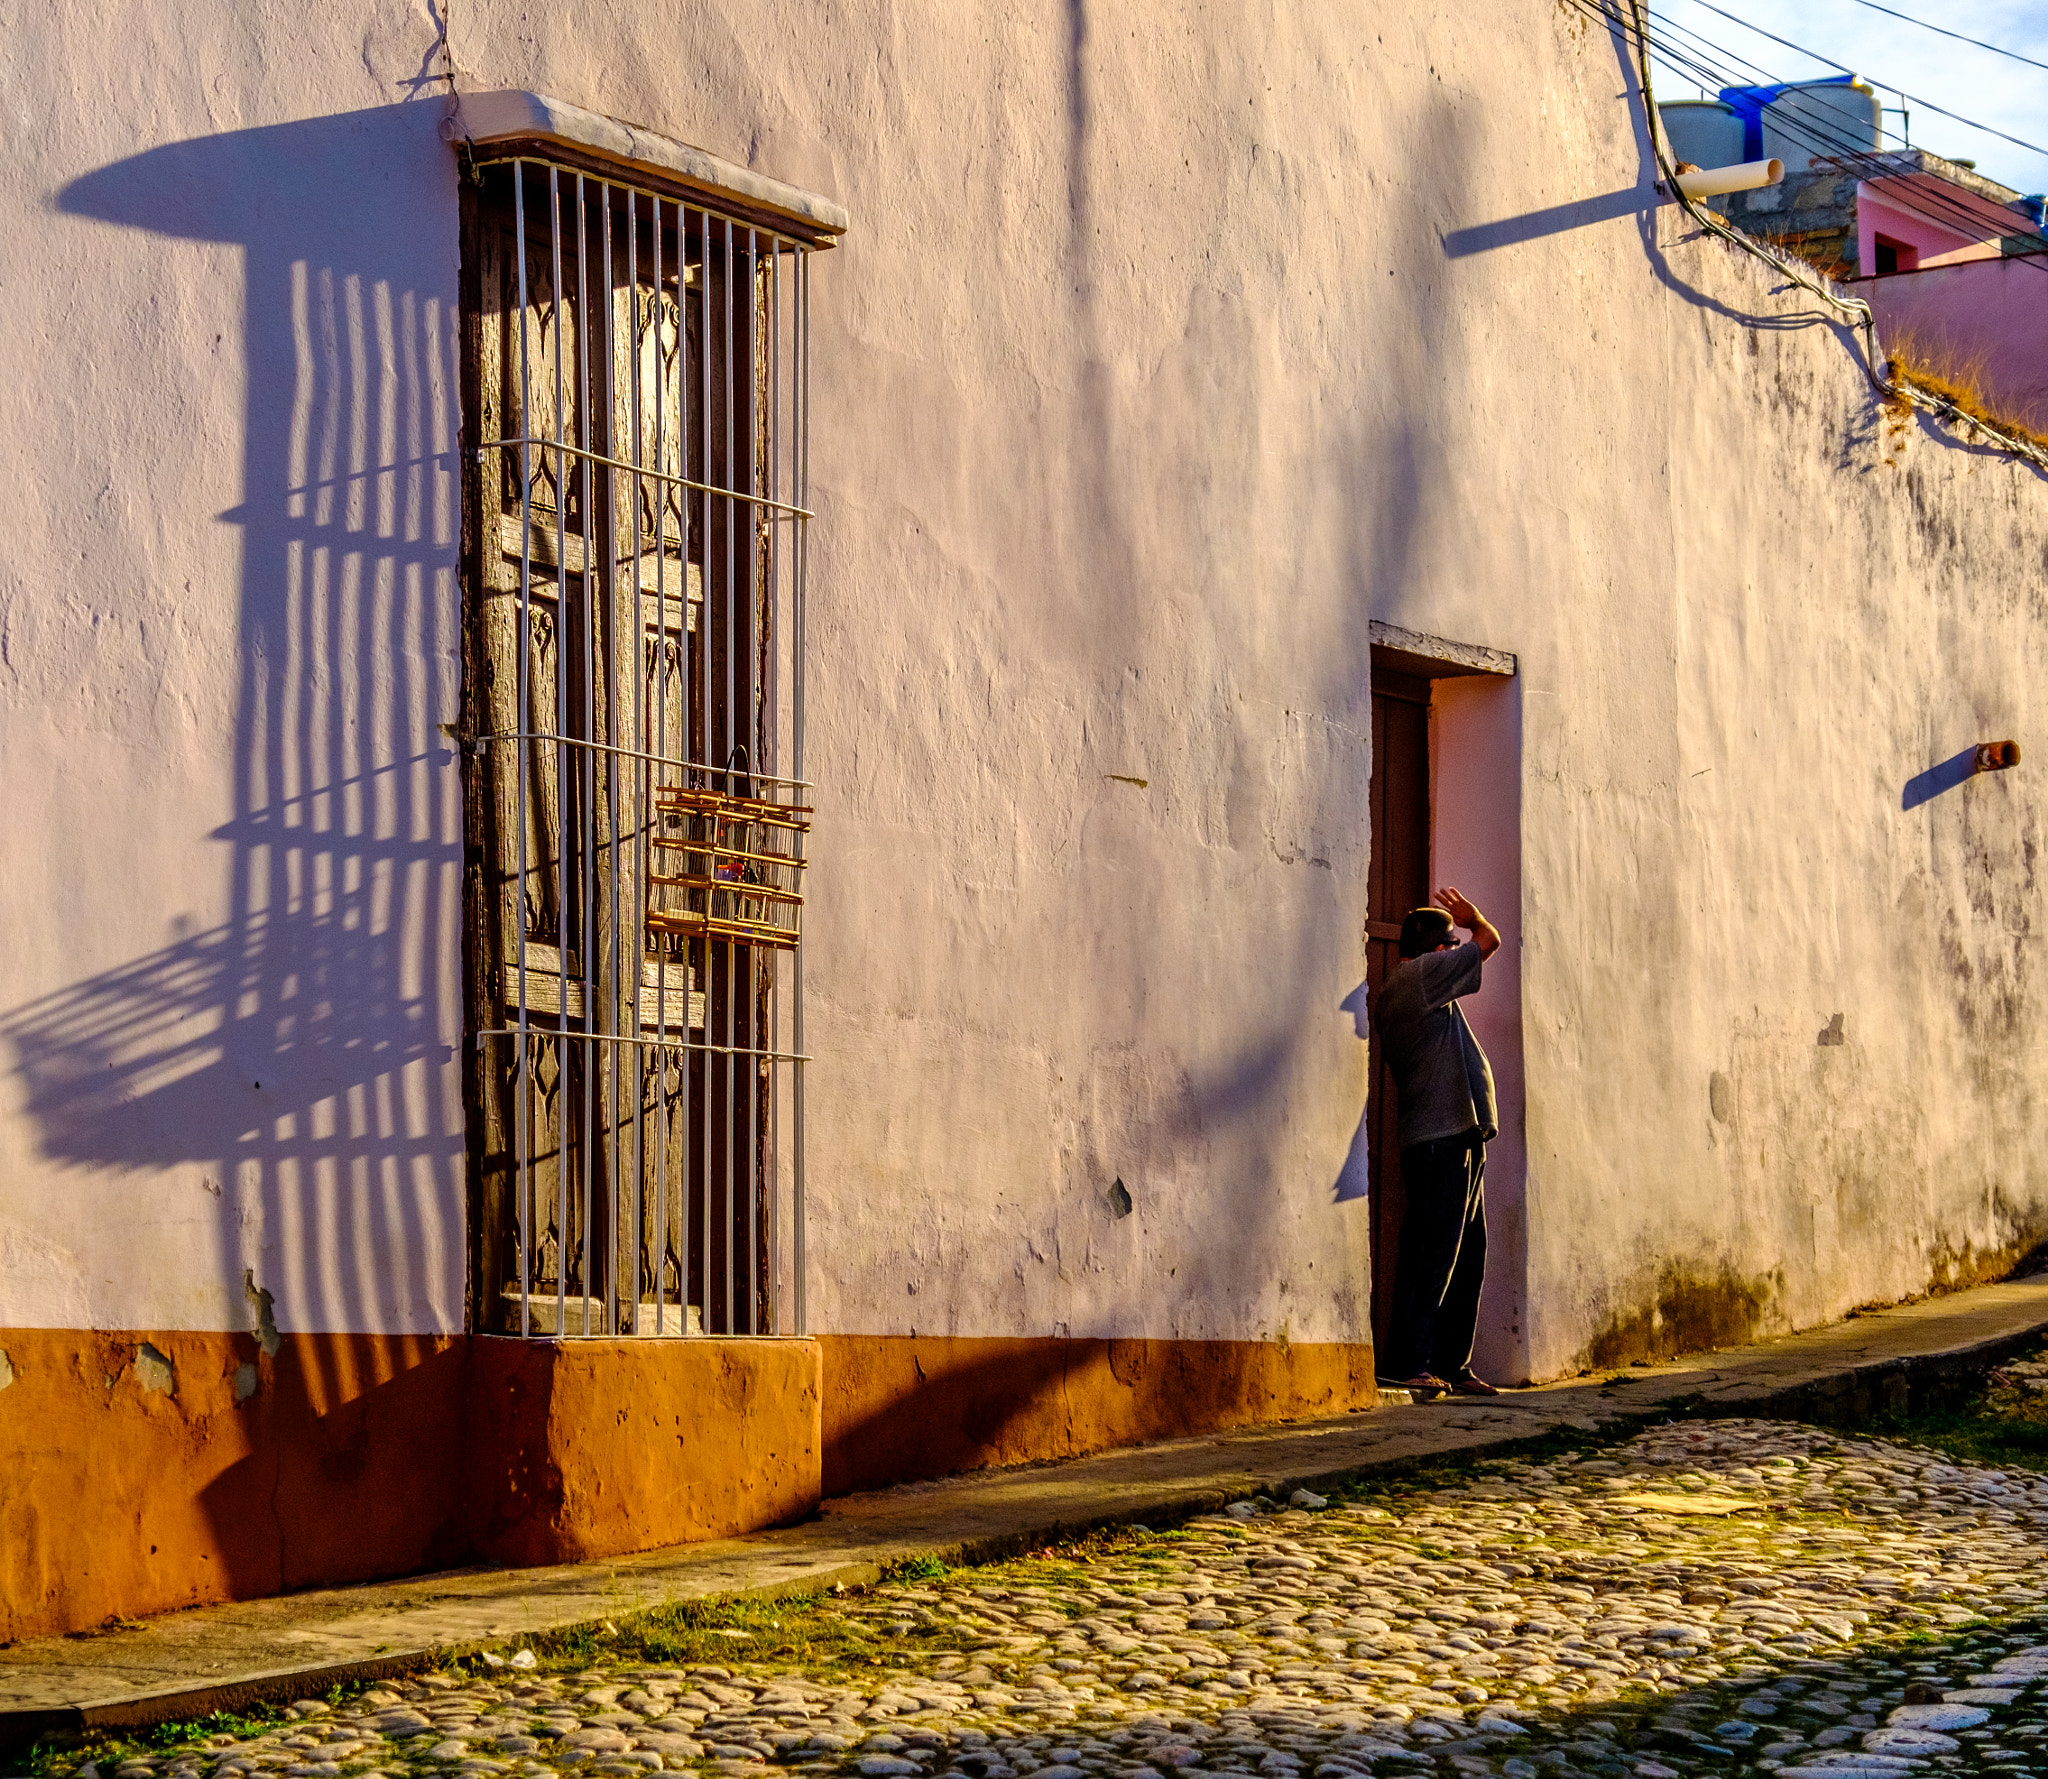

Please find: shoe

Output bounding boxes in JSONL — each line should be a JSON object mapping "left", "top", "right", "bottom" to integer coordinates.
{"left": 1380, "top": 1372, "right": 1450, "bottom": 1399}
{"left": 1447, "top": 1370, "right": 1501, "bottom": 1396}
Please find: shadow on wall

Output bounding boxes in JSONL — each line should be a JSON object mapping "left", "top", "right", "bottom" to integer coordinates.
{"left": 817, "top": 1334, "right": 1377, "bottom": 1498}
{"left": 0, "top": 1323, "right": 473, "bottom": 1639}
{"left": 190, "top": 1333, "right": 470, "bottom": 1600}
{"left": 1508, "top": 13, "right": 1850, "bottom": 349}
{"left": 1442, "top": 185, "right": 1665, "bottom": 258}
{"left": 6, "top": 108, "right": 464, "bottom": 1363}
{"left": 1034, "top": 0, "right": 1381, "bottom": 1361}
{"left": 1331, "top": 983, "right": 1372, "bottom": 1206}
{"left": 1902, "top": 744, "right": 1990, "bottom": 810}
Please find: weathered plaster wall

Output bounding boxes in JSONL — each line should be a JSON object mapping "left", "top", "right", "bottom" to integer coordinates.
{"left": 0, "top": 1330, "right": 468, "bottom": 1643}
{"left": 437, "top": 0, "right": 2048, "bottom": 1385}
{"left": 437, "top": 0, "right": 1517, "bottom": 1364}
{"left": 817, "top": 1334, "right": 1376, "bottom": 1498}
{"left": 1514, "top": 236, "right": 2048, "bottom": 1375}
{"left": 0, "top": 1, "right": 467, "bottom": 1337}
{"left": 6, "top": 0, "right": 2048, "bottom": 1435}
{"left": 467, "top": 1336, "right": 822, "bottom": 1569}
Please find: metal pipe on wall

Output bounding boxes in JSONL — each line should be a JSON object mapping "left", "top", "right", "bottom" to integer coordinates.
{"left": 1674, "top": 157, "right": 1784, "bottom": 199}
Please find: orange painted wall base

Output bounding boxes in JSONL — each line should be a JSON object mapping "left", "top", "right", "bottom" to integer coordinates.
{"left": 0, "top": 1327, "right": 1371, "bottom": 1643}
{"left": 467, "top": 1335, "right": 821, "bottom": 1567}
{"left": 817, "top": 1334, "right": 1378, "bottom": 1496}
{"left": 0, "top": 1328, "right": 820, "bottom": 1646}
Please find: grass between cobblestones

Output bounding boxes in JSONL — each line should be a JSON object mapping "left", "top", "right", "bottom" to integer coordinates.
{"left": 26, "top": 1351, "right": 2048, "bottom": 1779}
{"left": 21, "top": 1712, "right": 294, "bottom": 1776}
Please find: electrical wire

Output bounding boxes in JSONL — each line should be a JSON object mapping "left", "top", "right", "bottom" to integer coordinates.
{"left": 1684, "top": 0, "right": 2048, "bottom": 162}
{"left": 1577, "top": 0, "right": 2048, "bottom": 324}
{"left": 1578, "top": 0, "right": 2048, "bottom": 315}
{"left": 1565, "top": 0, "right": 2048, "bottom": 269}
{"left": 1605, "top": 0, "right": 2048, "bottom": 470}
{"left": 1591, "top": 0, "right": 1880, "bottom": 321}
{"left": 1840, "top": 0, "right": 2048, "bottom": 80}
{"left": 1641, "top": 2, "right": 2033, "bottom": 250}
{"left": 1647, "top": 8, "right": 1898, "bottom": 138}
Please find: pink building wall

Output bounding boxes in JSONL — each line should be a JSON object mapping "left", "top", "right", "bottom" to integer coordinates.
{"left": 1859, "top": 181, "right": 2048, "bottom": 433}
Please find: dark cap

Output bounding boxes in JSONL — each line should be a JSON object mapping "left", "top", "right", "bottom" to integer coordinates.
{"left": 1399, "top": 906, "right": 1456, "bottom": 958}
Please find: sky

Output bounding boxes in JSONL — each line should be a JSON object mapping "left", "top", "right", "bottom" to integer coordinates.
{"left": 1651, "top": 0, "right": 2048, "bottom": 195}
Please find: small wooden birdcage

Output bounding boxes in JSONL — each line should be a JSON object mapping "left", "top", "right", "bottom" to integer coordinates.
{"left": 647, "top": 782, "right": 811, "bottom": 950}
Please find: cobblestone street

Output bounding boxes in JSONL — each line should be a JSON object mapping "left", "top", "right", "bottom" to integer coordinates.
{"left": 43, "top": 1412, "right": 2048, "bottom": 1779}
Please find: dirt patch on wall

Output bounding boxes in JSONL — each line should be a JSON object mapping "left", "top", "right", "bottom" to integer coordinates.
{"left": 1920, "top": 1225, "right": 2048, "bottom": 1297}
{"left": 1582, "top": 1263, "right": 1784, "bottom": 1370}
{"left": 1578, "top": 1227, "right": 2048, "bottom": 1377}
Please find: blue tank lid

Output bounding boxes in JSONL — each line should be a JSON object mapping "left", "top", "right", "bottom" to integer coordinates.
{"left": 1717, "top": 74, "right": 1860, "bottom": 162}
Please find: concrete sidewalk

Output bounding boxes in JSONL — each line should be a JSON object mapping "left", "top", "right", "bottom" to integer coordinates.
{"left": 9, "top": 1275, "right": 2048, "bottom": 1739}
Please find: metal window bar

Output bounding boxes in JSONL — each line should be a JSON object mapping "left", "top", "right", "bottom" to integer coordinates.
{"left": 467, "top": 156, "right": 811, "bottom": 1340}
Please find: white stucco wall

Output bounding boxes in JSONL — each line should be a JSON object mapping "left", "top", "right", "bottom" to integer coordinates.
{"left": 0, "top": 2, "right": 467, "bottom": 1334}
{"left": 4, "top": 0, "right": 2046, "bottom": 1380}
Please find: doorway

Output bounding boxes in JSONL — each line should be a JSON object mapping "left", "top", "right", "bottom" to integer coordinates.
{"left": 1365, "top": 668, "right": 1430, "bottom": 1359}
{"left": 1362, "top": 618, "right": 1521, "bottom": 1378}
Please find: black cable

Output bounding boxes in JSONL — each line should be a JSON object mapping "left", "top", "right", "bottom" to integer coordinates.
{"left": 1649, "top": 8, "right": 1796, "bottom": 89}
{"left": 1613, "top": 5, "right": 2048, "bottom": 280}
{"left": 1648, "top": 7, "right": 1907, "bottom": 146}
{"left": 1677, "top": 75, "right": 2048, "bottom": 266}
{"left": 1603, "top": 0, "right": 1887, "bottom": 333}
{"left": 1684, "top": 0, "right": 2048, "bottom": 162}
{"left": 1571, "top": 0, "right": 2048, "bottom": 271}
{"left": 1840, "top": 0, "right": 2048, "bottom": 79}
{"left": 1678, "top": 69, "right": 2048, "bottom": 263}
{"left": 1622, "top": 0, "right": 2048, "bottom": 465}
{"left": 1642, "top": 6, "right": 2015, "bottom": 239}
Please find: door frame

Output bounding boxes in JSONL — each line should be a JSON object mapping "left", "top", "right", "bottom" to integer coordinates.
{"left": 1364, "top": 621, "right": 1519, "bottom": 1371}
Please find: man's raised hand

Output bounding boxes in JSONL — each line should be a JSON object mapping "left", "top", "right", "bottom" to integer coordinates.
{"left": 1433, "top": 885, "right": 1501, "bottom": 960}
{"left": 1435, "top": 885, "right": 1479, "bottom": 928}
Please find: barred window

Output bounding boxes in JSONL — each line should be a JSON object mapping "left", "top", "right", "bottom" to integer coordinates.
{"left": 457, "top": 120, "right": 836, "bottom": 1339}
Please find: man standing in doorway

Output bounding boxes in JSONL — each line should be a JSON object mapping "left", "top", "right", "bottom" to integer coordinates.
{"left": 1370, "top": 885, "right": 1501, "bottom": 1399}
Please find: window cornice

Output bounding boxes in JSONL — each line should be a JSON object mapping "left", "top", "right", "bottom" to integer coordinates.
{"left": 442, "top": 89, "right": 849, "bottom": 248}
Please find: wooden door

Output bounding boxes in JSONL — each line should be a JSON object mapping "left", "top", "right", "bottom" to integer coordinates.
{"left": 1366, "top": 666, "right": 1431, "bottom": 1361}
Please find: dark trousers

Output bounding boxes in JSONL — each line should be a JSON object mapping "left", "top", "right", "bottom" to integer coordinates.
{"left": 1382, "top": 1130, "right": 1487, "bottom": 1379}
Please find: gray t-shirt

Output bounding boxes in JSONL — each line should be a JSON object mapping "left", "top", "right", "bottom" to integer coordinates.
{"left": 1369, "top": 939, "right": 1498, "bottom": 1150}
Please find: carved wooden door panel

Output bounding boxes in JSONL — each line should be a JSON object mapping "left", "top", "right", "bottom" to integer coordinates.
{"left": 471, "top": 196, "right": 605, "bottom": 1330}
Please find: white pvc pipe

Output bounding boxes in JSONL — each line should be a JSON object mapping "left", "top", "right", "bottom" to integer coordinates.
{"left": 1675, "top": 158, "right": 1784, "bottom": 199}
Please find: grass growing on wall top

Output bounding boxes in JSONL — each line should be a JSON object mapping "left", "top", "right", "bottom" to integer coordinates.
{"left": 1887, "top": 341, "right": 2048, "bottom": 453}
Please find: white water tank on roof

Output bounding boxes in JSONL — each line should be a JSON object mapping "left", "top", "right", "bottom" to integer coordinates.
{"left": 1762, "top": 81, "right": 1881, "bottom": 175}
{"left": 1660, "top": 101, "right": 1743, "bottom": 169}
